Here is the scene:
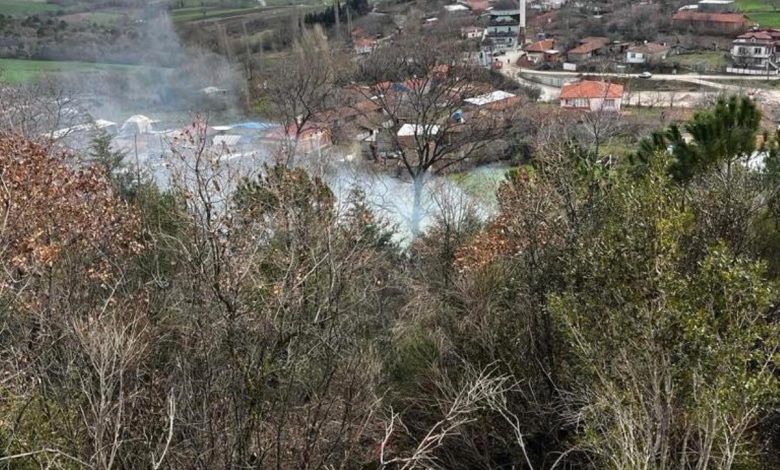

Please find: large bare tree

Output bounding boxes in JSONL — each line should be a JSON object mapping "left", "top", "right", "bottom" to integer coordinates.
{"left": 353, "top": 35, "right": 521, "bottom": 236}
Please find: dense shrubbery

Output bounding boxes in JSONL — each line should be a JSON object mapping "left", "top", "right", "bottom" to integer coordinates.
{"left": 0, "top": 96, "right": 779, "bottom": 469}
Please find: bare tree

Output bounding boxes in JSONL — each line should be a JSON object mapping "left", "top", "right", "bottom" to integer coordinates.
{"left": 354, "top": 36, "right": 520, "bottom": 236}
{"left": 265, "top": 26, "right": 347, "bottom": 165}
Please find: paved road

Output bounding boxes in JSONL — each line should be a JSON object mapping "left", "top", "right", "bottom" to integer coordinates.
{"left": 495, "top": 56, "right": 780, "bottom": 106}
{"left": 516, "top": 68, "right": 780, "bottom": 81}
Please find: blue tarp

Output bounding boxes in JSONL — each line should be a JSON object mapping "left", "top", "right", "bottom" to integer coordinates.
{"left": 230, "top": 121, "right": 277, "bottom": 130}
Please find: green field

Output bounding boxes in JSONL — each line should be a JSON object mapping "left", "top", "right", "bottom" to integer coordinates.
{"left": 736, "top": 0, "right": 774, "bottom": 12}
{"left": 0, "top": 58, "right": 153, "bottom": 83}
{"left": 748, "top": 11, "right": 780, "bottom": 27}
{"left": 171, "top": 6, "right": 265, "bottom": 22}
{"left": 735, "top": 0, "right": 780, "bottom": 26}
{"left": 60, "top": 11, "right": 122, "bottom": 24}
{"left": 669, "top": 51, "right": 730, "bottom": 73}
{"left": 0, "top": 0, "right": 58, "bottom": 15}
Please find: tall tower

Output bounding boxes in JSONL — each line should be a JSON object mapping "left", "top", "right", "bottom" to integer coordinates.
{"left": 518, "top": 0, "right": 526, "bottom": 45}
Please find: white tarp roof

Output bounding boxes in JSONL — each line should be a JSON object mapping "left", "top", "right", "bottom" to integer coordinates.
{"left": 121, "top": 115, "right": 158, "bottom": 135}
{"left": 444, "top": 4, "right": 470, "bottom": 11}
{"left": 49, "top": 119, "right": 117, "bottom": 139}
{"left": 464, "top": 90, "right": 516, "bottom": 106}
{"left": 397, "top": 123, "right": 440, "bottom": 136}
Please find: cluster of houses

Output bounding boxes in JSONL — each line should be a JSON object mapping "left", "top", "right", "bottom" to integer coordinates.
{"left": 520, "top": 35, "right": 670, "bottom": 69}
{"left": 290, "top": 75, "right": 524, "bottom": 158}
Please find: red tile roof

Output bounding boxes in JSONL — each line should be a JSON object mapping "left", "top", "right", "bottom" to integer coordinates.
{"left": 568, "top": 37, "right": 609, "bottom": 55}
{"left": 355, "top": 37, "right": 376, "bottom": 47}
{"left": 628, "top": 42, "right": 670, "bottom": 54}
{"left": 560, "top": 80, "right": 624, "bottom": 99}
{"left": 672, "top": 11, "right": 749, "bottom": 25}
{"left": 736, "top": 29, "right": 780, "bottom": 41}
{"left": 526, "top": 39, "right": 556, "bottom": 53}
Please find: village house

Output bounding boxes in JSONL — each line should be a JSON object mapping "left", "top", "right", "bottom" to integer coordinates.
{"left": 354, "top": 37, "right": 376, "bottom": 55}
{"left": 559, "top": 80, "right": 624, "bottom": 112}
{"left": 352, "top": 28, "right": 377, "bottom": 55}
{"left": 567, "top": 36, "right": 609, "bottom": 62}
{"left": 730, "top": 28, "right": 780, "bottom": 72}
{"left": 444, "top": 3, "right": 471, "bottom": 14}
{"left": 672, "top": 10, "right": 750, "bottom": 34}
{"left": 479, "top": 5, "right": 523, "bottom": 66}
{"left": 463, "top": 90, "right": 521, "bottom": 111}
{"left": 264, "top": 122, "right": 332, "bottom": 154}
{"left": 458, "top": 0, "right": 490, "bottom": 13}
{"left": 696, "top": 0, "right": 737, "bottom": 13}
{"left": 461, "top": 26, "right": 484, "bottom": 40}
{"left": 626, "top": 42, "right": 671, "bottom": 64}
{"left": 524, "top": 39, "right": 557, "bottom": 63}
{"left": 540, "top": 0, "right": 567, "bottom": 10}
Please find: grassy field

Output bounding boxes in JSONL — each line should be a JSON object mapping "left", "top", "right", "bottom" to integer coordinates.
{"left": 449, "top": 164, "right": 511, "bottom": 206}
{"left": 0, "top": 58, "right": 153, "bottom": 83}
{"left": 747, "top": 11, "right": 780, "bottom": 27}
{"left": 59, "top": 11, "right": 121, "bottom": 24}
{"left": 0, "top": 0, "right": 59, "bottom": 15}
{"left": 171, "top": 6, "right": 266, "bottom": 22}
{"left": 669, "top": 51, "right": 730, "bottom": 73}
{"left": 736, "top": 0, "right": 774, "bottom": 12}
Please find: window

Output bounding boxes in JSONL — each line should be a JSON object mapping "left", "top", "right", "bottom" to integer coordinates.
{"left": 755, "top": 47, "right": 764, "bottom": 54}
{"left": 565, "top": 98, "right": 589, "bottom": 108}
{"left": 604, "top": 99, "right": 615, "bottom": 108}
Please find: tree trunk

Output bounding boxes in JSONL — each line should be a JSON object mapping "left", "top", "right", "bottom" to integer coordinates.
{"left": 411, "top": 171, "right": 425, "bottom": 237}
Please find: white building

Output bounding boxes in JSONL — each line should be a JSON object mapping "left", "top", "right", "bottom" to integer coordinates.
{"left": 479, "top": 1, "right": 526, "bottom": 66}
{"left": 730, "top": 29, "right": 780, "bottom": 72}
{"left": 625, "top": 42, "right": 670, "bottom": 64}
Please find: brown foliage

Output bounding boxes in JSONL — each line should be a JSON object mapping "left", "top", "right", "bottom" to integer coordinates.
{"left": 0, "top": 135, "right": 141, "bottom": 288}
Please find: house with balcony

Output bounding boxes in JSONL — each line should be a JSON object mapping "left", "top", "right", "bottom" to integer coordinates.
{"left": 729, "top": 29, "right": 780, "bottom": 74}
{"left": 479, "top": 6, "right": 523, "bottom": 66}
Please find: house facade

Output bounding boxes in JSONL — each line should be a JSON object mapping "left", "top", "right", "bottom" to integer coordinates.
{"left": 525, "top": 39, "right": 556, "bottom": 63}
{"left": 567, "top": 36, "right": 609, "bottom": 62}
{"left": 730, "top": 29, "right": 780, "bottom": 72}
{"left": 672, "top": 10, "right": 749, "bottom": 34}
{"left": 479, "top": 8, "right": 522, "bottom": 66}
{"left": 461, "top": 26, "right": 484, "bottom": 39}
{"left": 559, "top": 80, "right": 624, "bottom": 112}
{"left": 626, "top": 42, "right": 670, "bottom": 64}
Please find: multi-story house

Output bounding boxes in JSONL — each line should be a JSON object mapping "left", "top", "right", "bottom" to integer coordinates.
{"left": 730, "top": 29, "right": 780, "bottom": 72}
{"left": 479, "top": 2, "right": 525, "bottom": 66}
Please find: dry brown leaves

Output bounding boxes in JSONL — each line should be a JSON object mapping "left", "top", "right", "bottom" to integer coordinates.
{"left": 0, "top": 135, "right": 141, "bottom": 283}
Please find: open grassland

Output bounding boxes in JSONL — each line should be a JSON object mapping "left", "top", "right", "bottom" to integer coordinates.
{"left": 0, "top": 58, "right": 154, "bottom": 83}
{"left": 0, "top": 0, "right": 58, "bottom": 15}
{"left": 669, "top": 51, "right": 730, "bottom": 73}
{"left": 171, "top": 6, "right": 267, "bottom": 22}
{"left": 737, "top": 0, "right": 774, "bottom": 12}
{"left": 748, "top": 11, "right": 780, "bottom": 28}
{"left": 735, "top": 0, "right": 780, "bottom": 27}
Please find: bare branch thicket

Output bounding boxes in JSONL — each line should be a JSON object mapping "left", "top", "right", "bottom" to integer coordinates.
{"left": 265, "top": 25, "right": 350, "bottom": 166}
{"left": 0, "top": 79, "right": 88, "bottom": 143}
{"left": 379, "top": 365, "right": 534, "bottom": 470}
{"left": 352, "top": 36, "right": 521, "bottom": 236}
